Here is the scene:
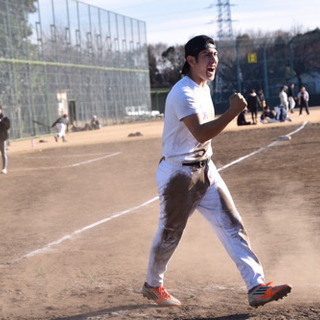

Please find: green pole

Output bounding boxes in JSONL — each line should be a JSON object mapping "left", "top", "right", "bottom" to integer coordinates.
{"left": 289, "top": 42, "right": 294, "bottom": 81}
{"left": 263, "top": 43, "right": 269, "bottom": 98}
{"left": 236, "top": 44, "right": 241, "bottom": 93}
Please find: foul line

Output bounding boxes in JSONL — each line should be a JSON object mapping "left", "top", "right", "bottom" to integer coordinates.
{"left": 20, "top": 196, "right": 159, "bottom": 260}
{"left": 218, "top": 121, "right": 308, "bottom": 172}
{"left": 24, "top": 152, "right": 110, "bottom": 159}
{"left": 14, "top": 121, "right": 308, "bottom": 263}
{"left": 12, "top": 152, "right": 121, "bottom": 172}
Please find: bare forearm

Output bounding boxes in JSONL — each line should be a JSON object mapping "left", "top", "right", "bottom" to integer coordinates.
{"left": 194, "top": 108, "right": 239, "bottom": 142}
{"left": 183, "top": 92, "right": 247, "bottom": 143}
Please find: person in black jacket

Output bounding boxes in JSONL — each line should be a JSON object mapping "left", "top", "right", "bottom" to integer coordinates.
{"left": 247, "top": 89, "right": 261, "bottom": 124}
{"left": 0, "top": 106, "right": 10, "bottom": 174}
{"left": 237, "top": 107, "right": 252, "bottom": 126}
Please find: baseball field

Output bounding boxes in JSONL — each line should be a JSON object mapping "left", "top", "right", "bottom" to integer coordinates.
{"left": 0, "top": 108, "right": 319, "bottom": 319}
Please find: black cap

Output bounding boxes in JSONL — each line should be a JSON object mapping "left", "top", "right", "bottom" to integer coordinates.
{"left": 181, "top": 35, "right": 216, "bottom": 75}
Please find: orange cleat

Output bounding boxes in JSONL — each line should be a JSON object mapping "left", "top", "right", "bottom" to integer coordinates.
{"left": 248, "top": 282, "right": 292, "bottom": 307}
{"left": 142, "top": 282, "right": 181, "bottom": 307}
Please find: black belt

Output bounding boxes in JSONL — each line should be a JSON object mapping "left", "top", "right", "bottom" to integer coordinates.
{"left": 182, "top": 159, "right": 209, "bottom": 168}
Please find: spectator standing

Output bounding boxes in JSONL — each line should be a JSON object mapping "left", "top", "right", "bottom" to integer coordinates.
{"left": 247, "top": 89, "right": 261, "bottom": 124}
{"left": 287, "top": 83, "right": 296, "bottom": 113}
{"left": 257, "top": 88, "right": 266, "bottom": 109}
{"left": 0, "top": 106, "right": 10, "bottom": 174}
{"left": 279, "top": 86, "right": 289, "bottom": 112}
{"left": 297, "top": 86, "right": 310, "bottom": 116}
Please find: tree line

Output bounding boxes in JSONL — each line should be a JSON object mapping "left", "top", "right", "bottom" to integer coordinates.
{"left": 148, "top": 28, "right": 320, "bottom": 100}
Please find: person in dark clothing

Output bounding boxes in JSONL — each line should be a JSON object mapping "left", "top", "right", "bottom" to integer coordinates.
{"left": 257, "top": 89, "right": 266, "bottom": 109}
{"left": 0, "top": 106, "right": 10, "bottom": 174}
{"left": 237, "top": 107, "right": 251, "bottom": 126}
{"left": 297, "top": 86, "right": 310, "bottom": 116}
{"left": 247, "top": 89, "right": 261, "bottom": 124}
{"left": 260, "top": 106, "right": 278, "bottom": 123}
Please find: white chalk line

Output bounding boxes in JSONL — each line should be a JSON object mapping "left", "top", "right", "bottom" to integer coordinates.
{"left": 24, "top": 152, "right": 110, "bottom": 159}
{"left": 11, "top": 152, "right": 121, "bottom": 172}
{"left": 18, "top": 196, "right": 159, "bottom": 261}
{"left": 15, "top": 121, "right": 308, "bottom": 263}
{"left": 218, "top": 121, "right": 308, "bottom": 172}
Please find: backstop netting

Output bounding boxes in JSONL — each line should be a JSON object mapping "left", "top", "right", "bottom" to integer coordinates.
{"left": 0, "top": 0, "right": 151, "bottom": 139}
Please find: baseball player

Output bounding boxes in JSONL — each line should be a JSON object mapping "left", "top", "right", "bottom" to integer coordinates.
{"left": 51, "top": 114, "right": 69, "bottom": 142}
{"left": 90, "top": 115, "right": 101, "bottom": 130}
{"left": 142, "top": 35, "right": 292, "bottom": 307}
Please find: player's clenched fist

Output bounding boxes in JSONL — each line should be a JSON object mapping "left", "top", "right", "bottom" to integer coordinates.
{"left": 229, "top": 92, "right": 248, "bottom": 114}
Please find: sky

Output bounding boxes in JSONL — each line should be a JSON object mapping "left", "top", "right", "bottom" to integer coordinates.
{"left": 72, "top": 0, "right": 319, "bottom": 45}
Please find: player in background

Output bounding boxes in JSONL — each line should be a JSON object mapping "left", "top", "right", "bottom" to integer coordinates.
{"left": 51, "top": 114, "right": 69, "bottom": 142}
{"left": 0, "top": 106, "right": 10, "bottom": 174}
{"left": 142, "top": 35, "right": 292, "bottom": 308}
{"left": 90, "top": 115, "right": 101, "bottom": 130}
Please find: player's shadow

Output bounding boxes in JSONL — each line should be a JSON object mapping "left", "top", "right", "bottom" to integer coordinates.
{"left": 54, "top": 304, "right": 163, "bottom": 320}
{"left": 54, "top": 308, "right": 251, "bottom": 320}
{"left": 178, "top": 315, "right": 251, "bottom": 320}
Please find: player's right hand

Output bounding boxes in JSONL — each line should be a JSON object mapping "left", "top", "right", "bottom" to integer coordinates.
{"left": 229, "top": 93, "right": 248, "bottom": 114}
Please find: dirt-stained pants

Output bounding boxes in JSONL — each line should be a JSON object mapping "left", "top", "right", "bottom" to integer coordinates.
{"left": 146, "top": 159, "right": 265, "bottom": 291}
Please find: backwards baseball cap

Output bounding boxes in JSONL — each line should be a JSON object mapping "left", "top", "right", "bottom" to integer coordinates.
{"left": 181, "top": 35, "right": 216, "bottom": 75}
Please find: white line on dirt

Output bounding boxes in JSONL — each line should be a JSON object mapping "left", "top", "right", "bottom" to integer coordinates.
{"left": 12, "top": 152, "right": 121, "bottom": 172}
{"left": 24, "top": 152, "right": 110, "bottom": 159}
{"left": 20, "top": 196, "right": 159, "bottom": 260}
{"left": 16, "top": 121, "right": 308, "bottom": 262}
{"left": 218, "top": 121, "right": 308, "bottom": 172}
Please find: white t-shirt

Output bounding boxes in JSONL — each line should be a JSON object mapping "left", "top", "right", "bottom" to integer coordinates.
{"left": 279, "top": 91, "right": 288, "bottom": 108}
{"left": 162, "top": 76, "right": 215, "bottom": 162}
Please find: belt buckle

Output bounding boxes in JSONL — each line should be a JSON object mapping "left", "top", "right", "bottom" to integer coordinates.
{"left": 199, "top": 160, "right": 206, "bottom": 168}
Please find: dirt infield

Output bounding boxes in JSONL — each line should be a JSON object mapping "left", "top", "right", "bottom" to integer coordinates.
{"left": 0, "top": 108, "right": 320, "bottom": 319}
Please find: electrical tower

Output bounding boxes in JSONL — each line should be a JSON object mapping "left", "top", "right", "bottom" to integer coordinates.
{"left": 213, "top": 1, "right": 242, "bottom": 101}
{"left": 216, "top": 0, "right": 234, "bottom": 41}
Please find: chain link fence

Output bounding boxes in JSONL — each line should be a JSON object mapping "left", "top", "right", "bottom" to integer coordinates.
{"left": 151, "top": 30, "right": 320, "bottom": 113}
{"left": 0, "top": 0, "right": 151, "bottom": 140}
{"left": 213, "top": 31, "right": 320, "bottom": 109}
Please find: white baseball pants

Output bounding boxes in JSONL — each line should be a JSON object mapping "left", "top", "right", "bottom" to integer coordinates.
{"left": 56, "top": 123, "right": 66, "bottom": 138}
{"left": 289, "top": 96, "right": 296, "bottom": 112}
{"left": 146, "top": 159, "right": 265, "bottom": 291}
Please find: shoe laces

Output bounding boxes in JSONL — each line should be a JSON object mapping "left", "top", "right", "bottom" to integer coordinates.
{"left": 158, "top": 286, "right": 171, "bottom": 299}
{"left": 262, "top": 281, "right": 273, "bottom": 287}
{"left": 250, "top": 281, "right": 273, "bottom": 293}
